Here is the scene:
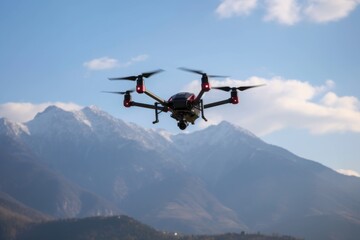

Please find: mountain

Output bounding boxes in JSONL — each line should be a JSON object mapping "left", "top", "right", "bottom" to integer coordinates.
{"left": 172, "top": 122, "right": 360, "bottom": 239}
{"left": 1, "top": 105, "right": 360, "bottom": 239}
{"left": 0, "top": 118, "right": 119, "bottom": 219}
{"left": 1, "top": 107, "right": 245, "bottom": 234}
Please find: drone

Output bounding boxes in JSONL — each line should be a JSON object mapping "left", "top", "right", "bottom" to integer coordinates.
{"left": 105, "top": 68, "right": 264, "bottom": 130}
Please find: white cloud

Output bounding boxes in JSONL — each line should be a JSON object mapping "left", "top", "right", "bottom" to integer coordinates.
{"left": 321, "top": 92, "right": 359, "bottom": 110}
{"left": 215, "top": 0, "right": 360, "bottom": 24}
{"left": 337, "top": 169, "right": 360, "bottom": 177}
{"left": 123, "top": 54, "right": 149, "bottom": 67}
{"left": 264, "top": 0, "right": 301, "bottom": 25}
{"left": 130, "top": 54, "right": 149, "bottom": 62}
{"left": 0, "top": 102, "right": 82, "bottom": 123}
{"left": 83, "top": 57, "right": 119, "bottom": 70}
{"left": 83, "top": 54, "right": 149, "bottom": 71}
{"left": 183, "top": 76, "right": 360, "bottom": 136}
{"left": 216, "top": 0, "right": 258, "bottom": 18}
{"left": 305, "top": 0, "right": 359, "bottom": 23}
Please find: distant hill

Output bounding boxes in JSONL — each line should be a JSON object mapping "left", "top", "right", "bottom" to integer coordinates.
{"left": 1, "top": 106, "right": 360, "bottom": 239}
{"left": 0, "top": 191, "right": 49, "bottom": 222}
{"left": 17, "top": 215, "right": 167, "bottom": 240}
{"left": 16, "top": 215, "right": 299, "bottom": 240}
{"left": 0, "top": 191, "right": 49, "bottom": 240}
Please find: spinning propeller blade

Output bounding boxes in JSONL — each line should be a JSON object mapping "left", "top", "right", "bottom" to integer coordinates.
{"left": 108, "top": 69, "right": 164, "bottom": 81}
{"left": 212, "top": 86, "right": 232, "bottom": 92}
{"left": 108, "top": 76, "right": 137, "bottom": 81}
{"left": 237, "top": 85, "right": 265, "bottom": 91}
{"left": 178, "top": 67, "right": 228, "bottom": 78}
{"left": 141, "top": 69, "right": 164, "bottom": 78}
{"left": 178, "top": 67, "right": 204, "bottom": 75}
{"left": 102, "top": 90, "right": 134, "bottom": 95}
{"left": 213, "top": 84, "right": 265, "bottom": 92}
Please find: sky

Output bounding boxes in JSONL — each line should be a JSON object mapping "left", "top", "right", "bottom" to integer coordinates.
{"left": 1, "top": 0, "right": 360, "bottom": 176}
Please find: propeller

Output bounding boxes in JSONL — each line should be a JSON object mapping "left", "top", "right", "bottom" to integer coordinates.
{"left": 212, "top": 84, "right": 265, "bottom": 92}
{"left": 102, "top": 90, "right": 134, "bottom": 95}
{"left": 178, "top": 67, "right": 228, "bottom": 78}
{"left": 108, "top": 69, "right": 164, "bottom": 81}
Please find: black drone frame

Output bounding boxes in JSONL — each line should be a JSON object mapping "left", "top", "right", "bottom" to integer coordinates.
{"left": 105, "top": 68, "right": 264, "bottom": 125}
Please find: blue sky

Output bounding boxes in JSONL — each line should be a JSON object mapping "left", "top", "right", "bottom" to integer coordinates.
{"left": 1, "top": 0, "right": 360, "bottom": 175}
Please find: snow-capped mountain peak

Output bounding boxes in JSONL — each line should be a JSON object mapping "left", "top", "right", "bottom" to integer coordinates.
{"left": 26, "top": 106, "right": 92, "bottom": 136}
{"left": 213, "top": 121, "right": 258, "bottom": 138}
{"left": 19, "top": 105, "right": 265, "bottom": 152}
{"left": 171, "top": 121, "right": 263, "bottom": 152}
{"left": 82, "top": 105, "right": 113, "bottom": 119}
{"left": 0, "top": 118, "right": 30, "bottom": 137}
{"left": 31, "top": 105, "right": 70, "bottom": 121}
{"left": 23, "top": 105, "right": 172, "bottom": 150}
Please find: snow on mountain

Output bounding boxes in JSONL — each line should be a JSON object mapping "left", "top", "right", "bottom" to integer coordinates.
{"left": 151, "top": 128, "right": 174, "bottom": 142}
{"left": 171, "top": 121, "right": 265, "bottom": 153}
{"left": 23, "top": 105, "right": 171, "bottom": 150}
{"left": 0, "top": 117, "right": 30, "bottom": 137}
{"left": 26, "top": 106, "right": 92, "bottom": 138}
{"left": 81, "top": 105, "right": 172, "bottom": 150}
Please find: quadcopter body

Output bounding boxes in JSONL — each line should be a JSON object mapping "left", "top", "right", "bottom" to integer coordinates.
{"left": 105, "top": 68, "right": 263, "bottom": 130}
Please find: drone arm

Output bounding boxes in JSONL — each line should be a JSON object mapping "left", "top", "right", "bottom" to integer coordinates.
{"left": 131, "top": 101, "right": 167, "bottom": 111}
{"left": 204, "top": 99, "right": 232, "bottom": 109}
{"left": 144, "top": 90, "right": 167, "bottom": 106}
{"left": 194, "top": 89, "right": 206, "bottom": 104}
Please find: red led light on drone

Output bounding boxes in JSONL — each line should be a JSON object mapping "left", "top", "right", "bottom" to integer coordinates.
{"left": 124, "top": 100, "right": 131, "bottom": 108}
{"left": 231, "top": 96, "right": 239, "bottom": 104}
{"left": 202, "top": 83, "right": 211, "bottom": 91}
{"left": 136, "top": 85, "right": 145, "bottom": 93}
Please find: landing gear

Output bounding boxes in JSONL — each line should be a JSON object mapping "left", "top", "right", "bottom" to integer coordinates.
{"left": 178, "top": 120, "right": 188, "bottom": 130}
{"left": 152, "top": 102, "right": 160, "bottom": 124}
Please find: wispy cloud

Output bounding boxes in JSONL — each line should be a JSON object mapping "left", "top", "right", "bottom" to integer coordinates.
{"left": 337, "top": 169, "right": 360, "bottom": 177}
{"left": 83, "top": 54, "right": 149, "bottom": 71}
{"left": 216, "top": 0, "right": 258, "bottom": 17}
{"left": 184, "top": 76, "right": 360, "bottom": 135}
{"left": 123, "top": 54, "right": 149, "bottom": 67}
{"left": 216, "top": 0, "right": 360, "bottom": 25}
{"left": 83, "top": 57, "right": 119, "bottom": 70}
{"left": 0, "top": 102, "right": 82, "bottom": 123}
